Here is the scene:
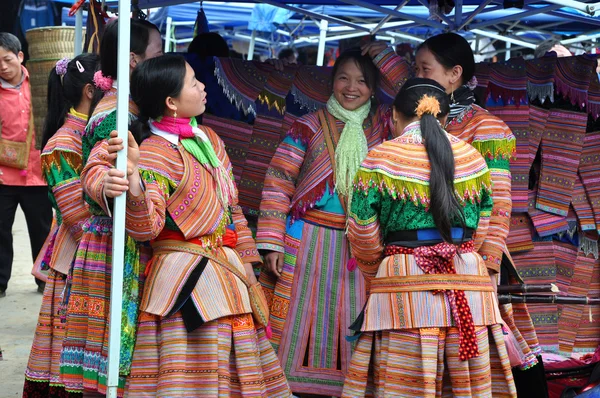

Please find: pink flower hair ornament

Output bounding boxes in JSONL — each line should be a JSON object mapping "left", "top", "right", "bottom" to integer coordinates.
{"left": 93, "top": 70, "right": 114, "bottom": 91}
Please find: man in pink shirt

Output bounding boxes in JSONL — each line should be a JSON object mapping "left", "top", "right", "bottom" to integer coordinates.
{"left": 0, "top": 32, "right": 52, "bottom": 298}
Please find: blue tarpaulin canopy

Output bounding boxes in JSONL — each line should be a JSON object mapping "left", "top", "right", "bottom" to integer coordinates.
{"left": 53, "top": 1, "right": 600, "bottom": 62}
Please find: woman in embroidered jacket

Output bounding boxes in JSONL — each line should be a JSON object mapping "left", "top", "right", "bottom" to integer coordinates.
{"left": 367, "top": 33, "right": 543, "bottom": 378}
{"left": 255, "top": 48, "right": 410, "bottom": 396}
{"left": 342, "top": 78, "right": 517, "bottom": 397}
{"left": 59, "top": 19, "right": 163, "bottom": 396}
{"left": 23, "top": 53, "right": 102, "bottom": 397}
{"left": 102, "top": 54, "right": 291, "bottom": 396}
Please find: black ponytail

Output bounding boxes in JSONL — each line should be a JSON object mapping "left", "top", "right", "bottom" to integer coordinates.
{"left": 41, "top": 53, "right": 102, "bottom": 149}
{"left": 393, "top": 77, "right": 466, "bottom": 243}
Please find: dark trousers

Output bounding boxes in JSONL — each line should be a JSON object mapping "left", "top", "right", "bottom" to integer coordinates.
{"left": 0, "top": 185, "right": 52, "bottom": 291}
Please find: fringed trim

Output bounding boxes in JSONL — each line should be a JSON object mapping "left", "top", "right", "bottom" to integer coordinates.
{"left": 556, "top": 221, "right": 578, "bottom": 240}
{"left": 588, "top": 101, "right": 600, "bottom": 120}
{"left": 527, "top": 82, "right": 554, "bottom": 104}
{"left": 139, "top": 169, "right": 175, "bottom": 198}
{"left": 198, "top": 214, "right": 229, "bottom": 251}
{"left": 214, "top": 58, "right": 257, "bottom": 117}
{"left": 290, "top": 84, "right": 325, "bottom": 112}
{"left": 258, "top": 89, "right": 286, "bottom": 115}
{"left": 290, "top": 176, "right": 332, "bottom": 221}
{"left": 353, "top": 169, "right": 491, "bottom": 207}
{"left": 286, "top": 121, "right": 314, "bottom": 146}
{"left": 487, "top": 82, "right": 527, "bottom": 106}
{"left": 471, "top": 137, "right": 516, "bottom": 160}
{"left": 41, "top": 150, "right": 83, "bottom": 177}
{"left": 555, "top": 78, "right": 588, "bottom": 108}
{"left": 580, "top": 235, "right": 599, "bottom": 259}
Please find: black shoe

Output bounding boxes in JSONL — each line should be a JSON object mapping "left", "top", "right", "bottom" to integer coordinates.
{"left": 37, "top": 282, "right": 45, "bottom": 294}
{"left": 0, "top": 288, "right": 5, "bottom": 298}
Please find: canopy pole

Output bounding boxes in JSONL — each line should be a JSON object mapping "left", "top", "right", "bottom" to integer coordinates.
{"left": 317, "top": 19, "right": 328, "bottom": 66}
{"left": 165, "top": 16, "right": 173, "bottom": 53}
{"left": 74, "top": 8, "right": 83, "bottom": 56}
{"left": 247, "top": 30, "right": 256, "bottom": 61}
{"left": 106, "top": 1, "right": 131, "bottom": 396}
{"left": 505, "top": 41, "right": 511, "bottom": 61}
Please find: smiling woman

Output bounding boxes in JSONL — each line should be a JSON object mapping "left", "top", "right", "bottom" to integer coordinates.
{"left": 255, "top": 47, "right": 411, "bottom": 397}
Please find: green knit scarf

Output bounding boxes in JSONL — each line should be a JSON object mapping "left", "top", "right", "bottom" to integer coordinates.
{"left": 326, "top": 95, "right": 371, "bottom": 201}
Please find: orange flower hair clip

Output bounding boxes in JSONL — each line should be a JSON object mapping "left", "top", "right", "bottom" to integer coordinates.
{"left": 415, "top": 95, "right": 441, "bottom": 118}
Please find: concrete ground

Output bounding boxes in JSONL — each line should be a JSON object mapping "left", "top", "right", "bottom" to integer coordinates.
{"left": 0, "top": 207, "right": 43, "bottom": 396}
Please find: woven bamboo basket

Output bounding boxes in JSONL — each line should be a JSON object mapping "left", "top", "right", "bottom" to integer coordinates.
{"left": 26, "top": 26, "right": 85, "bottom": 60}
{"left": 27, "top": 58, "right": 58, "bottom": 149}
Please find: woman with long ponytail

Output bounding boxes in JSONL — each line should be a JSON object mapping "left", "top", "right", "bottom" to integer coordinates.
{"left": 341, "top": 78, "right": 517, "bottom": 397}
{"left": 24, "top": 53, "right": 101, "bottom": 397}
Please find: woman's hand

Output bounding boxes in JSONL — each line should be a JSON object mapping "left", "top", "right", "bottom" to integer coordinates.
{"left": 264, "top": 251, "right": 285, "bottom": 278}
{"left": 107, "top": 130, "right": 140, "bottom": 176}
{"left": 361, "top": 41, "right": 389, "bottom": 59}
{"left": 103, "top": 168, "right": 129, "bottom": 198}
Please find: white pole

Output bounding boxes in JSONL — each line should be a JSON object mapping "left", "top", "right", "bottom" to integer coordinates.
{"left": 106, "top": 1, "right": 130, "bottom": 396}
{"left": 505, "top": 41, "right": 511, "bottom": 61}
{"left": 316, "top": 19, "right": 328, "bottom": 66}
{"left": 74, "top": 8, "right": 83, "bottom": 55}
{"left": 165, "top": 16, "right": 173, "bottom": 53}
{"left": 247, "top": 30, "right": 256, "bottom": 61}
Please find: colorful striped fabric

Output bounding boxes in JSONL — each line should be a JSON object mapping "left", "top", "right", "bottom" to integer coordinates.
{"left": 371, "top": 47, "right": 411, "bottom": 94}
{"left": 506, "top": 213, "right": 534, "bottom": 253}
{"left": 528, "top": 105, "right": 549, "bottom": 163}
{"left": 536, "top": 109, "right": 587, "bottom": 217}
{"left": 126, "top": 312, "right": 291, "bottom": 397}
{"left": 290, "top": 66, "right": 332, "bottom": 113}
{"left": 214, "top": 57, "right": 268, "bottom": 117}
{"left": 511, "top": 240, "right": 558, "bottom": 353}
{"left": 579, "top": 132, "right": 600, "bottom": 234}
{"left": 239, "top": 115, "right": 290, "bottom": 218}
{"left": 257, "top": 65, "right": 296, "bottom": 116}
{"left": 588, "top": 75, "right": 600, "bottom": 120}
{"left": 23, "top": 270, "right": 69, "bottom": 396}
{"left": 526, "top": 55, "right": 557, "bottom": 104}
{"left": 486, "top": 58, "right": 527, "bottom": 106}
{"left": 554, "top": 55, "right": 596, "bottom": 109}
{"left": 487, "top": 105, "right": 529, "bottom": 212}
{"left": 573, "top": 256, "right": 600, "bottom": 354}
{"left": 342, "top": 325, "right": 517, "bottom": 397}
{"left": 203, "top": 114, "right": 253, "bottom": 184}
{"left": 571, "top": 173, "right": 597, "bottom": 231}
{"left": 558, "top": 249, "right": 596, "bottom": 356}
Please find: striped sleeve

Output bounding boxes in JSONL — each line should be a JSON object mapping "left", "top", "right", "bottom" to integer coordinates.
{"left": 373, "top": 47, "right": 411, "bottom": 92}
{"left": 347, "top": 182, "right": 384, "bottom": 283}
{"left": 42, "top": 146, "right": 91, "bottom": 239}
{"left": 470, "top": 117, "right": 515, "bottom": 273}
{"left": 255, "top": 123, "right": 310, "bottom": 253}
{"left": 81, "top": 140, "right": 114, "bottom": 216}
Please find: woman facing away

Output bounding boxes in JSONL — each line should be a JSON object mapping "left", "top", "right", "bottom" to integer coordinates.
{"left": 254, "top": 47, "right": 409, "bottom": 397}
{"left": 58, "top": 18, "right": 162, "bottom": 396}
{"left": 23, "top": 53, "right": 102, "bottom": 398}
{"left": 101, "top": 53, "right": 291, "bottom": 397}
{"left": 341, "top": 77, "right": 517, "bottom": 397}
{"left": 366, "top": 33, "right": 544, "bottom": 386}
